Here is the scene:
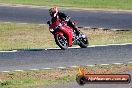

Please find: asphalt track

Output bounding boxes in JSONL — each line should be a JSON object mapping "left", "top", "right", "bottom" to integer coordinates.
{"left": 0, "top": 44, "right": 132, "bottom": 71}
{"left": 0, "top": 5, "right": 132, "bottom": 30}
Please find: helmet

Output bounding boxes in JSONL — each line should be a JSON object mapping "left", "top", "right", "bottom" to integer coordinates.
{"left": 49, "top": 7, "right": 58, "bottom": 17}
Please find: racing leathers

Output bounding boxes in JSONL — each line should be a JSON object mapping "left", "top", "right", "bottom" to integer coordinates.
{"left": 51, "top": 12, "right": 79, "bottom": 35}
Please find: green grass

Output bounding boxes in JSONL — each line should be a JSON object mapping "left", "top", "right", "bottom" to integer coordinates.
{"left": 0, "top": 76, "right": 76, "bottom": 88}
{"left": 0, "top": 69, "right": 76, "bottom": 88}
{"left": 0, "top": 22, "right": 57, "bottom": 50}
{"left": 0, "top": 22, "right": 132, "bottom": 50}
{"left": 0, "top": 0, "right": 132, "bottom": 10}
{"left": 81, "top": 29, "right": 132, "bottom": 45}
{"left": 0, "top": 64, "right": 132, "bottom": 88}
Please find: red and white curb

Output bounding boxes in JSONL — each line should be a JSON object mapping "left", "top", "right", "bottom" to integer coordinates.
{"left": 0, "top": 62, "right": 132, "bottom": 73}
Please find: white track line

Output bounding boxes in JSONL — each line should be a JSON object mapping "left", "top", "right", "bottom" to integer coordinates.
{"left": 14, "top": 70, "right": 24, "bottom": 72}
{"left": 42, "top": 68, "right": 53, "bottom": 70}
{"left": 1, "top": 71, "right": 10, "bottom": 73}
{"left": 113, "top": 63, "right": 123, "bottom": 65}
{"left": 70, "top": 66, "right": 79, "bottom": 68}
{"left": 38, "top": 24, "right": 46, "bottom": 26}
{"left": 89, "top": 43, "right": 132, "bottom": 48}
{"left": 0, "top": 50, "right": 17, "bottom": 53}
{"left": 86, "top": 65, "right": 96, "bottom": 67}
{"left": 2, "top": 22, "right": 46, "bottom": 25}
{"left": 128, "top": 62, "right": 132, "bottom": 64}
{"left": 30, "top": 69, "right": 39, "bottom": 71}
{"left": 100, "top": 64, "right": 110, "bottom": 66}
{"left": 56, "top": 67, "right": 66, "bottom": 69}
{"left": 2, "top": 22, "right": 12, "bottom": 24}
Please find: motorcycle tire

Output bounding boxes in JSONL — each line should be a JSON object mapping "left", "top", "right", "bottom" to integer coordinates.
{"left": 78, "top": 32, "right": 89, "bottom": 48}
{"left": 54, "top": 33, "right": 68, "bottom": 50}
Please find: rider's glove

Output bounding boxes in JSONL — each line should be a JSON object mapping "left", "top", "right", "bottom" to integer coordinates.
{"left": 65, "top": 16, "right": 70, "bottom": 22}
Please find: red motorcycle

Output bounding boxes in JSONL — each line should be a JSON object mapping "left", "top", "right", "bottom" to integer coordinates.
{"left": 47, "top": 18, "right": 88, "bottom": 50}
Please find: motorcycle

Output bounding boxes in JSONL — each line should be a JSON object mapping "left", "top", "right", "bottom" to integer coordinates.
{"left": 47, "top": 18, "right": 88, "bottom": 50}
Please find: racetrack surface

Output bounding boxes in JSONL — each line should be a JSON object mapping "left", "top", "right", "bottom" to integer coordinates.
{"left": 0, "top": 6, "right": 132, "bottom": 30}
{"left": 0, "top": 44, "right": 132, "bottom": 71}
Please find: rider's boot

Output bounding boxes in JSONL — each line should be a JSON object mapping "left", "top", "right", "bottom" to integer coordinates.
{"left": 73, "top": 27, "right": 80, "bottom": 36}
{"left": 76, "top": 30, "right": 80, "bottom": 36}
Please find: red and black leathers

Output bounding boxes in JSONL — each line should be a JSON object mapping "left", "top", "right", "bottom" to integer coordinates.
{"left": 51, "top": 12, "right": 79, "bottom": 35}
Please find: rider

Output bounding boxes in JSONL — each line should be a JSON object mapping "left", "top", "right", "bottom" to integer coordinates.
{"left": 49, "top": 7, "right": 80, "bottom": 35}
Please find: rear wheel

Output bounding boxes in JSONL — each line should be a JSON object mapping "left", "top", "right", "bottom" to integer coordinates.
{"left": 78, "top": 32, "right": 89, "bottom": 48}
{"left": 54, "top": 33, "right": 68, "bottom": 50}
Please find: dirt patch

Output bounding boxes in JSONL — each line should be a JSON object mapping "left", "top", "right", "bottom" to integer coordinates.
{"left": 85, "top": 65, "right": 132, "bottom": 74}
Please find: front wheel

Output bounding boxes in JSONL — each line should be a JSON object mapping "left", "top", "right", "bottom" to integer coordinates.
{"left": 78, "top": 32, "right": 89, "bottom": 48}
{"left": 54, "top": 33, "right": 68, "bottom": 50}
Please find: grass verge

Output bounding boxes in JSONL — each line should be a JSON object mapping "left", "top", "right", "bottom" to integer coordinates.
{"left": 0, "top": 0, "right": 132, "bottom": 10}
{"left": 0, "top": 22, "right": 132, "bottom": 50}
{"left": 0, "top": 64, "right": 132, "bottom": 88}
